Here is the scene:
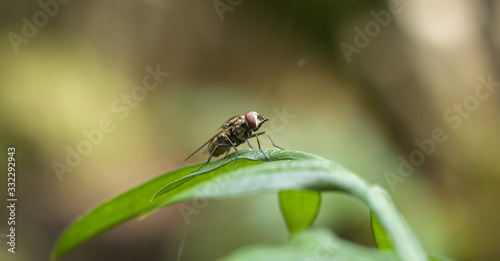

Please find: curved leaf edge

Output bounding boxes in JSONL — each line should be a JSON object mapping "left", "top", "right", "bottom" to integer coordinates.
{"left": 151, "top": 149, "right": 324, "bottom": 200}
{"left": 51, "top": 149, "right": 436, "bottom": 261}
{"left": 50, "top": 149, "right": 319, "bottom": 259}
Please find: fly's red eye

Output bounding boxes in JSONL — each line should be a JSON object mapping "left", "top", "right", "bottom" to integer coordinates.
{"left": 245, "top": 112, "right": 258, "bottom": 129}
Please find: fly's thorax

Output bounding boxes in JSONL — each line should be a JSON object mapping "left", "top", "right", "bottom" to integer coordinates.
{"left": 223, "top": 115, "right": 245, "bottom": 128}
{"left": 229, "top": 119, "right": 253, "bottom": 145}
{"left": 231, "top": 117, "right": 247, "bottom": 134}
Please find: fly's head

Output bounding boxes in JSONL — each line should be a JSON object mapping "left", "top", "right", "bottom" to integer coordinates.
{"left": 244, "top": 111, "right": 268, "bottom": 131}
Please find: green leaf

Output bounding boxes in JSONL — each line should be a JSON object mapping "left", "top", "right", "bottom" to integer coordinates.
{"left": 219, "top": 227, "right": 399, "bottom": 261}
{"left": 151, "top": 149, "right": 321, "bottom": 200}
{"left": 279, "top": 190, "right": 321, "bottom": 234}
{"left": 50, "top": 163, "right": 199, "bottom": 260}
{"left": 366, "top": 186, "right": 426, "bottom": 260}
{"left": 52, "top": 149, "right": 428, "bottom": 261}
{"left": 51, "top": 149, "right": 315, "bottom": 259}
{"left": 371, "top": 211, "right": 393, "bottom": 250}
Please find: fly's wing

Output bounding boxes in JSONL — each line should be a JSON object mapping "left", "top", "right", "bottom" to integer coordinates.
{"left": 220, "top": 115, "right": 238, "bottom": 129}
{"left": 184, "top": 132, "right": 219, "bottom": 161}
{"left": 221, "top": 115, "right": 243, "bottom": 129}
{"left": 187, "top": 115, "right": 242, "bottom": 161}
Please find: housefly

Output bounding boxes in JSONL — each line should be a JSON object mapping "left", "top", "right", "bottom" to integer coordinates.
{"left": 185, "top": 111, "right": 284, "bottom": 173}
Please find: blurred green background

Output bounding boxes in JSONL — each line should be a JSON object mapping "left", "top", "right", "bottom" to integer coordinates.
{"left": 1, "top": 0, "right": 499, "bottom": 260}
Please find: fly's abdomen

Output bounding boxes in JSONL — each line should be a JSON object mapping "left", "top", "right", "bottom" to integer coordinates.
{"left": 209, "top": 136, "right": 230, "bottom": 157}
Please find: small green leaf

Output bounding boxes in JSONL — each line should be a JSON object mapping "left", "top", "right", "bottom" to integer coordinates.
{"left": 371, "top": 211, "right": 393, "bottom": 250}
{"left": 279, "top": 190, "right": 321, "bottom": 234}
{"left": 366, "top": 186, "right": 427, "bottom": 261}
{"left": 220, "top": 227, "right": 399, "bottom": 261}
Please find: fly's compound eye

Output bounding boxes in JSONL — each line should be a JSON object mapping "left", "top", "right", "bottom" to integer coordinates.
{"left": 245, "top": 112, "right": 259, "bottom": 130}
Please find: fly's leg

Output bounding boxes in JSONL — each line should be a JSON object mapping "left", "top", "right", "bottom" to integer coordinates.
{"left": 221, "top": 133, "right": 239, "bottom": 165}
{"left": 249, "top": 131, "right": 284, "bottom": 161}
{"left": 252, "top": 133, "right": 270, "bottom": 161}
{"left": 246, "top": 139, "right": 254, "bottom": 149}
{"left": 253, "top": 131, "right": 284, "bottom": 150}
{"left": 192, "top": 143, "right": 232, "bottom": 173}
